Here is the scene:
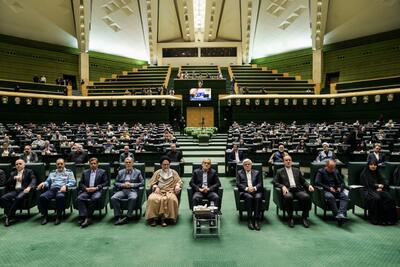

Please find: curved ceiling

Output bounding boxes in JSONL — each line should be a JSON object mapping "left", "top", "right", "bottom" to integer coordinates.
{"left": 0, "top": 0, "right": 399, "bottom": 62}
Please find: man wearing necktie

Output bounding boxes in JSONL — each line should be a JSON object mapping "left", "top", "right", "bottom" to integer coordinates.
{"left": 236, "top": 158, "right": 263, "bottom": 231}
{"left": 77, "top": 157, "right": 109, "bottom": 228}
{"left": 111, "top": 157, "right": 144, "bottom": 225}
{"left": 274, "top": 155, "right": 314, "bottom": 228}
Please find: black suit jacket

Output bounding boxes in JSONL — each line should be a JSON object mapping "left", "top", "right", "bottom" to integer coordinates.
{"left": 228, "top": 150, "right": 244, "bottom": 162}
{"left": 80, "top": 168, "right": 109, "bottom": 192}
{"left": 273, "top": 167, "right": 309, "bottom": 191}
{"left": 236, "top": 169, "right": 263, "bottom": 193}
{"left": 5, "top": 168, "right": 36, "bottom": 192}
{"left": 190, "top": 168, "right": 221, "bottom": 192}
{"left": 366, "top": 152, "right": 386, "bottom": 165}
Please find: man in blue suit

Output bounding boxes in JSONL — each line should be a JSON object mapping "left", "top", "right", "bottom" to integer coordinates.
{"left": 77, "top": 157, "right": 109, "bottom": 228}
{"left": 111, "top": 157, "right": 144, "bottom": 225}
{"left": 236, "top": 158, "right": 263, "bottom": 231}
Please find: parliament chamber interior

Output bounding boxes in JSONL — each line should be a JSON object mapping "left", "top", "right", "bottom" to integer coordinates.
{"left": 0, "top": 0, "right": 400, "bottom": 266}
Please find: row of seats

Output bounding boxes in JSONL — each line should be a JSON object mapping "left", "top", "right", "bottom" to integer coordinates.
{"left": 2, "top": 161, "right": 398, "bottom": 223}
{"left": 0, "top": 79, "right": 67, "bottom": 95}
{"left": 86, "top": 66, "right": 169, "bottom": 96}
{"left": 230, "top": 65, "right": 315, "bottom": 94}
{"left": 334, "top": 75, "right": 400, "bottom": 93}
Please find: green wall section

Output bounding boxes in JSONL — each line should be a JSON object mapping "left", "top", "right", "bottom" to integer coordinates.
{"left": 0, "top": 36, "right": 79, "bottom": 83}
{"left": 252, "top": 30, "right": 400, "bottom": 85}
{"left": 88, "top": 51, "right": 147, "bottom": 81}
{"left": 0, "top": 34, "right": 146, "bottom": 84}
{"left": 252, "top": 48, "right": 313, "bottom": 80}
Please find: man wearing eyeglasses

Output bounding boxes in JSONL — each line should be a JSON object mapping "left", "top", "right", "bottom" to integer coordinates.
{"left": 0, "top": 159, "right": 36, "bottom": 226}
{"left": 236, "top": 158, "right": 264, "bottom": 231}
{"left": 110, "top": 157, "right": 144, "bottom": 225}
{"left": 37, "top": 158, "right": 76, "bottom": 225}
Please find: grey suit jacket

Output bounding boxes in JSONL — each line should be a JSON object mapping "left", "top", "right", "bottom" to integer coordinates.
{"left": 114, "top": 168, "right": 144, "bottom": 191}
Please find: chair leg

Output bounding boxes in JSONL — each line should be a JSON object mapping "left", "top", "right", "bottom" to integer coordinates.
{"left": 28, "top": 209, "right": 30, "bottom": 216}
{"left": 314, "top": 205, "right": 317, "bottom": 215}
{"left": 323, "top": 209, "right": 327, "bottom": 220}
{"left": 239, "top": 211, "right": 243, "bottom": 220}
{"left": 276, "top": 206, "right": 279, "bottom": 216}
{"left": 283, "top": 210, "right": 286, "bottom": 219}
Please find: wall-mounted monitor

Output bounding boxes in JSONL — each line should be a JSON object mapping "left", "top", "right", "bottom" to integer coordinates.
{"left": 189, "top": 88, "right": 211, "bottom": 101}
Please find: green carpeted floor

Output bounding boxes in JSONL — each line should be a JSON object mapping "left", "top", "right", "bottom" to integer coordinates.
{"left": 1, "top": 177, "right": 399, "bottom": 267}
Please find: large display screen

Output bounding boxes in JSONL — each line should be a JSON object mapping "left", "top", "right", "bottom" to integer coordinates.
{"left": 189, "top": 88, "right": 211, "bottom": 101}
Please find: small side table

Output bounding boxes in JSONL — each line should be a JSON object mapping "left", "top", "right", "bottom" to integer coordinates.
{"left": 192, "top": 207, "right": 220, "bottom": 238}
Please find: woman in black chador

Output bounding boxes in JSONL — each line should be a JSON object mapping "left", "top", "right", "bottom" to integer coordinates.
{"left": 360, "top": 160, "right": 397, "bottom": 225}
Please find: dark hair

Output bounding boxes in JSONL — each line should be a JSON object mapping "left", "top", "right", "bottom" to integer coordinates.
{"left": 89, "top": 157, "right": 98, "bottom": 163}
{"left": 367, "top": 159, "right": 378, "bottom": 166}
{"left": 159, "top": 156, "right": 171, "bottom": 164}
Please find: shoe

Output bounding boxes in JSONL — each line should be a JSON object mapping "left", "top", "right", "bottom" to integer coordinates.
{"left": 41, "top": 217, "right": 48, "bottom": 225}
{"left": 209, "top": 220, "right": 216, "bottom": 227}
{"left": 114, "top": 217, "right": 127, "bottom": 225}
{"left": 149, "top": 219, "right": 157, "bottom": 227}
{"left": 248, "top": 221, "right": 255, "bottom": 230}
{"left": 302, "top": 218, "right": 310, "bottom": 228}
{"left": 81, "top": 218, "right": 92, "bottom": 228}
{"left": 288, "top": 218, "right": 294, "bottom": 228}
{"left": 77, "top": 218, "right": 85, "bottom": 225}
{"left": 335, "top": 213, "right": 346, "bottom": 220}
{"left": 254, "top": 220, "right": 261, "bottom": 231}
{"left": 196, "top": 221, "right": 201, "bottom": 228}
{"left": 160, "top": 219, "right": 167, "bottom": 227}
{"left": 54, "top": 217, "right": 61, "bottom": 225}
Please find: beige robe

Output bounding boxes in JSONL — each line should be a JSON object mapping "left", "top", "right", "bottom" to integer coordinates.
{"left": 145, "top": 169, "right": 182, "bottom": 221}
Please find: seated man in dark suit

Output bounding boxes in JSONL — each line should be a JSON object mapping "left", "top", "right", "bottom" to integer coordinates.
{"left": 236, "top": 158, "right": 263, "bottom": 231}
{"left": 273, "top": 155, "right": 314, "bottom": 228}
{"left": 366, "top": 144, "right": 386, "bottom": 166}
{"left": 166, "top": 143, "right": 183, "bottom": 162}
{"left": 0, "top": 159, "right": 36, "bottom": 226}
{"left": 315, "top": 159, "right": 349, "bottom": 225}
{"left": 37, "top": 158, "right": 76, "bottom": 225}
{"left": 111, "top": 157, "right": 144, "bottom": 225}
{"left": 119, "top": 145, "right": 134, "bottom": 163}
{"left": 21, "top": 145, "right": 39, "bottom": 163}
{"left": 190, "top": 158, "right": 221, "bottom": 209}
{"left": 228, "top": 144, "right": 244, "bottom": 163}
{"left": 69, "top": 144, "right": 88, "bottom": 164}
{"left": 77, "top": 157, "right": 109, "bottom": 228}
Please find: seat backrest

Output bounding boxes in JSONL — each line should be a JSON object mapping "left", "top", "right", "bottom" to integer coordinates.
{"left": 310, "top": 161, "right": 345, "bottom": 185}
{"left": 310, "top": 162, "right": 326, "bottom": 185}
{"left": 192, "top": 163, "right": 218, "bottom": 174}
{"left": 273, "top": 162, "right": 300, "bottom": 176}
{"left": 81, "top": 163, "right": 111, "bottom": 180}
{"left": 0, "top": 163, "right": 12, "bottom": 179}
{"left": 118, "top": 162, "right": 145, "bottom": 179}
{"left": 153, "top": 162, "right": 180, "bottom": 174}
{"left": 383, "top": 162, "right": 400, "bottom": 185}
{"left": 347, "top": 162, "right": 367, "bottom": 185}
{"left": 25, "top": 163, "right": 46, "bottom": 184}
{"left": 236, "top": 163, "right": 263, "bottom": 181}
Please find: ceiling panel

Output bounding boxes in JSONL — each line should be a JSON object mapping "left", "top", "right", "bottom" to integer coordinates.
{"left": 0, "top": 0, "right": 76, "bottom": 47}
{"left": 252, "top": 0, "right": 311, "bottom": 58}
{"left": 217, "top": 0, "right": 242, "bottom": 41}
{"left": 325, "top": 0, "right": 400, "bottom": 44}
{"left": 89, "top": 0, "right": 148, "bottom": 60}
{"left": 157, "top": 0, "right": 182, "bottom": 42}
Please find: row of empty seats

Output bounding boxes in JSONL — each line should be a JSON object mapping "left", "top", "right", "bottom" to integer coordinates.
{"left": 0, "top": 79, "right": 67, "bottom": 95}
{"left": 333, "top": 75, "right": 400, "bottom": 93}
{"left": 230, "top": 65, "right": 315, "bottom": 94}
{"left": 86, "top": 66, "right": 170, "bottom": 96}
